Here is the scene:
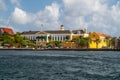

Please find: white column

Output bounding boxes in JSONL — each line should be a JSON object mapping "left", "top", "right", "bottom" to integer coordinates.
{"left": 58, "top": 36, "right": 60, "bottom": 41}
{"left": 39, "top": 39, "right": 41, "bottom": 42}
{"left": 62, "top": 36, "right": 63, "bottom": 41}
{"left": 59, "top": 36, "right": 61, "bottom": 41}
{"left": 70, "top": 34, "right": 73, "bottom": 40}
{"left": 46, "top": 35, "right": 49, "bottom": 42}
{"left": 63, "top": 35, "right": 64, "bottom": 41}
{"left": 56, "top": 36, "right": 58, "bottom": 41}
{"left": 54, "top": 36, "right": 55, "bottom": 41}
{"left": 43, "top": 39, "right": 45, "bottom": 42}
{"left": 58, "top": 36, "right": 59, "bottom": 41}
{"left": 31, "top": 36, "right": 33, "bottom": 40}
{"left": 29, "top": 36, "right": 31, "bottom": 40}
{"left": 34, "top": 36, "right": 36, "bottom": 40}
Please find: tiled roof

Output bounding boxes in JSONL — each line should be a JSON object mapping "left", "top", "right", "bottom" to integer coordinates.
{"left": 90, "top": 32, "right": 106, "bottom": 37}
{"left": 45, "top": 30, "right": 72, "bottom": 34}
{"left": 21, "top": 30, "right": 85, "bottom": 35}
{"left": 72, "top": 30, "right": 84, "bottom": 34}
{"left": 21, "top": 31, "right": 39, "bottom": 35}
{"left": 0, "top": 27, "right": 14, "bottom": 35}
{"left": 96, "top": 32, "right": 106, "bottom": 37}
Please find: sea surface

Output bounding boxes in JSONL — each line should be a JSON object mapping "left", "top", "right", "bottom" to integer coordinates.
{"left": 0, "top": 50, "right": 120, "bottom": 80}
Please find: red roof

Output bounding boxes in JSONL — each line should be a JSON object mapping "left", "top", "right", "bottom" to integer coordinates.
{"left": 95, "top": 32, "right": 106, "bottom": 37}
{"left": 0, "top": 27, "right": 14, "bottom": 35}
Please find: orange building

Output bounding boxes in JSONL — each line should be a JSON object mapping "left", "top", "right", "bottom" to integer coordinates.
{"left": 0, "top": 27, "right": 14, "bottom": 35}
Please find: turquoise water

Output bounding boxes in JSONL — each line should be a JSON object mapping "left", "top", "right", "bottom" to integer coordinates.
{"left": 0, "top": 51, "right": 120, "bottom": 80}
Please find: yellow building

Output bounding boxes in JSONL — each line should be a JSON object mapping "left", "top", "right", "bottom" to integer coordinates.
{"left": 89, "top": 32, "right": 107, "bottom": 48}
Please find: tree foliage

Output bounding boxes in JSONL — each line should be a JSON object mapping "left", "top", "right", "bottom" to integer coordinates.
{"left": 73, "top": 36, "right": 91, "bottom": 48}
{"left": 46, "top": 41, "right": 61, "bottom": 47}
{"left": 0, "top": 32, "right": 33, "bottom": 48}
{"left": 66, "top": 35, "right": 70, "bottom": 40}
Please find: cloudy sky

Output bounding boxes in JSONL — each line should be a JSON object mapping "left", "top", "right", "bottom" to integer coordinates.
{"left": 0, "top": 0, "right": 120, "bottom": 36}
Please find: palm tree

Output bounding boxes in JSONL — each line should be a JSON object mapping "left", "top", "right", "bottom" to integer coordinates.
{"left": 95, "top": 39, "right": 100, "bottom": 48}
{"left": 79, "top": 38, "right": 87, "bottom": 48}
{"left": 79, "top": 36, "right": 89, "bottom": 48}
{"left": 74, "top": 38, "right": 80, "bottom": 48}
{"left": 85, "top": 37, "right": 91, "bottom": 48}
{"left": 105, "top": 36, "right": 111, "bottom": 48}
{"left": 74, "top": 37, "right": 87, "bottom": 48}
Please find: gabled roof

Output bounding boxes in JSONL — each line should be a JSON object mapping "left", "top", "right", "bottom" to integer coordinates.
{"left": 0, "top": 27, "right": 14, "bottom": 35}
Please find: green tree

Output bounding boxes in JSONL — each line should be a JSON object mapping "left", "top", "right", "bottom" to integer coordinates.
{"left": 79, "top": 38, "right": 87, "bottom": 48}
{"left": 85, "top": 37, "right": 91, "bottom": 48}
{"left": 111, "top": 37, "right": 117, "bottom": 48}
{"left": 14, "top": 33, "right": 27, "bottom": 47}
{"left": 73, "top": 38, "right": 80, "bottom": 47}
{"left": 0, "top": 35, "right": 3, "bottom": 41}
{"left": 95, "top": 39, "right": 101, "bottom": 48}
{"left": 46, "top": 41, "right": 61, "bottom": 48}
{"left": 1, "top": 34, "right": 14, "bottom": 46}
{"left": 66, "top": 35, "right": 70, "bottom": 41}
{"left": 105, "top": 36, "right": 112, "bottom": 48}
{"left": 0, "top": 32, "right": 33, "bottom": 48}
{"left": 73, "top": 36, "right": 89, "bottom": 48}
{"left": 48, "top": 36, "right": 52, "bottom": 40}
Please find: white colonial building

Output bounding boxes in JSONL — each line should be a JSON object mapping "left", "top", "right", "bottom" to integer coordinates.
{"left": 21, "top": 25, "right": 89, "bottom": 43}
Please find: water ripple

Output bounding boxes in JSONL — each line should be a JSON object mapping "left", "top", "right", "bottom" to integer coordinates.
{"left": 0, "top": 51, "right": 120, "bottom": 80}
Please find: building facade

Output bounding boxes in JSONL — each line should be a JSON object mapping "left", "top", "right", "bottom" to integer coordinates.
{"left": 21, "top": 25, "right": 89, "bottom": 43}
{"left": 115, "top": 38, "right": 120, "bottom": 48}
{"left": 89, "top": 32, "right": 107, "bottom": 48}
{"left": 21, "top": 25, "right": 111, "bottom": 48}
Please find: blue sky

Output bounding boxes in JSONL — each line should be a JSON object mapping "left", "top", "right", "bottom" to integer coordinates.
{"left": 0, "top": 0, "right": 120, "bottom": 36}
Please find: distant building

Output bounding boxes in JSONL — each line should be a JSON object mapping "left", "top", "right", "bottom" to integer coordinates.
{"left": 21, "top": 25, "right": 89, "bottom": 42}
{"left": 21, "top": 25, "right": 111, "bottom": 48}
{"left": 0, "top": 27, "right": 14, "bottom": 35}
{"left": 115, "top": 38, "right": 120, "bottom": 48}
{"left": 89, "top": 32, "right": 107, "bottom": 48}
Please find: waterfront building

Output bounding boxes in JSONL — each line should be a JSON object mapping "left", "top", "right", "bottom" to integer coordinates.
{"left": 21, "top": 25, "right": 111, "bottom": 48}
{"left": 115, "top": 38, "right": 120, "bottom": 48}
{"left": 21, "top": 25, "right": 89, "bottom": 48}
{"left": 21, "top": 25, "right": 89, "bottom": 43}
{"left": 89, "top": 32, "right": 107, "bottom": 48}
{"left": 21, "top": 31, "right": 39, "bottom": 40}
{"left": 0, "top": 27, "right": 14, "bottom": 35}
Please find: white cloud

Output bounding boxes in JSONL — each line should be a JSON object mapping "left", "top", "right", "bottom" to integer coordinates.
{"left": 10, "top": 0, "right": 20, "bottom": 7}
{"left": 34, "top": 3, "right": 60, "bottom": 30}
{"left": 11, "top": 3, "right": 60, "bottom": 30}
{"left": 10, "top": 0, "right": 120, "bottom": 36}
{"left": 0, "top": 0, "right": 6, "bottom": 10}
{"left": 11, "top": 7, "right": 32, "bottom": 25}
{"left": 62, "top": 0, "right": 120, "bottom": 36}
